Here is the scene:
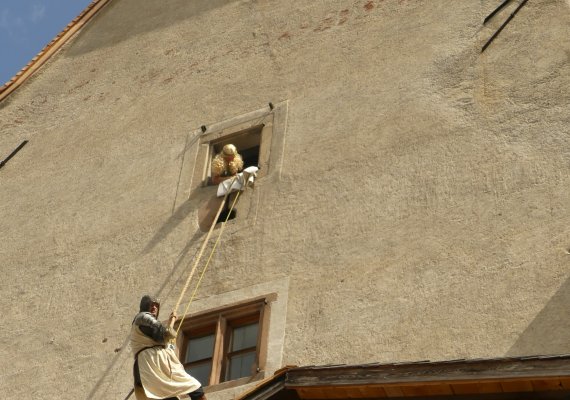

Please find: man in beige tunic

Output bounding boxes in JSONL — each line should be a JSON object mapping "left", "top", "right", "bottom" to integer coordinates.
{"left": 131, "top": 295, "right": 206, "bottom": 400}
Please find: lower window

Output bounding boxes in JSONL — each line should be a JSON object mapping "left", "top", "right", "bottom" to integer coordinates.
{"left": 177, "top": 298, "right": 269, "bottom": 387}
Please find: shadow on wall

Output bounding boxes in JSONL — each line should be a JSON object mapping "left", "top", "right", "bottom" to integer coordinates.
{"left": 142, "top": 183, "right": 219, "bottom": 255}
{"left": 86, "top": 226, "right": 206, "bottom": 400}
{"left": 68, "top": 0, "right": 237, "bottom": 56}
{"left": 506, "top": 277, "right": 570, "bottom": 356}
{"left": 85, "top": 189, "right": 220, "bottom": 398}
{"left": 142, "top": 198, "right": 198, "bottom": 255}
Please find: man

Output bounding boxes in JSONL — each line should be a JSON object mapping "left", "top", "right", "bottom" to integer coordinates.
{"left": 131, "top": 295, "right": 206, "bottom": 400}
{"left": 211, "top": 144, "right": 243, "bottom": 184}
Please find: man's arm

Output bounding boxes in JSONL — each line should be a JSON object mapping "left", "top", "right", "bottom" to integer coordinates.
{"left": 134, "top": 312, "right": 175, "bottom": 343}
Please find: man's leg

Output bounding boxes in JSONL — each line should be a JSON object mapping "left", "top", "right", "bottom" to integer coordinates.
{"left": 188, "top": 386, "right": 206, "bottom": 400}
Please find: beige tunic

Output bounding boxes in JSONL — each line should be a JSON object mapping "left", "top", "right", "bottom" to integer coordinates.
{"left": 131, "top": 325, "right": 201, "bottom": 400}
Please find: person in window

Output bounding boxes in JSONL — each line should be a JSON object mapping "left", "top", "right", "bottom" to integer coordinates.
{"left": 131, "top": 295, "right": 206, "bottom": 400}
{"left": 211, "top": 144, "right": 244, "bottom": 185}
{"left": 211, "top": 144, "right": 244, "bottom": 222}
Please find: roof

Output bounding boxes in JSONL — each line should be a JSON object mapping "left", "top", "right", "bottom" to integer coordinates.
{"left": 238, "top": 355, "right": 570, "bottom": 400}
{"left": 0, "top": 0, "right": 112, "bottom": 103}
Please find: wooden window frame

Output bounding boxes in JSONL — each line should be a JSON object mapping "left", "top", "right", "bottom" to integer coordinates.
{"left": 176, "top": 295, "right": 275, "bottom": 391}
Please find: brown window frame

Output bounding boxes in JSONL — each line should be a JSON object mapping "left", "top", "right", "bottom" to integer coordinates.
{"left": 176, "top": 295, "right": 273, "bottom": 390}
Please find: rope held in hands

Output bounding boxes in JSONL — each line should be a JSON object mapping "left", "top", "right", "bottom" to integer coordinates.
{"left": 175, "top": 188, "right": 241, "bottom": 333}
{"left": 171, "top": 177, "right": 239, "bottom": 324}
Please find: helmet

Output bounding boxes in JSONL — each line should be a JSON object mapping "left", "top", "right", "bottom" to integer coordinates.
{"left": 139, "top": 295, "right": 161, "bottom": 316}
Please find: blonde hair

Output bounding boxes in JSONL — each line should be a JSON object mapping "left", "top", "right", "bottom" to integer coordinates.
{"left": 211, "top": 152, "right": 244, "bottom": 177}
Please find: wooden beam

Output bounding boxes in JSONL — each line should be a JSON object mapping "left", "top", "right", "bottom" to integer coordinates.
{"left": 291, "top": 389, "right": 570, "bottom": 400}
{"left": 284, "top": 356, "right": 570, "bottom": 388}
{"left": 238, "top": 357, "right": 570, "bottom": 400}
{"left": 210, "top": 315, "right": 226, "bottom": 385}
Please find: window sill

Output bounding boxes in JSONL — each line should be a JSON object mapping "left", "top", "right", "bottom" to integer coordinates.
{"left": 204, "top": 371, "right": 265, "bottom": 393}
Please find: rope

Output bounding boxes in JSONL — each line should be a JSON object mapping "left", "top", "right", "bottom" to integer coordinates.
{"left": 171, "top": 177, "right": 237, "bottom": 318}
{"left": 123, "top": 388, "right": 134, "bottom": 400}
{"left": 176, "top": 189, "right": 241, "bottom": 334}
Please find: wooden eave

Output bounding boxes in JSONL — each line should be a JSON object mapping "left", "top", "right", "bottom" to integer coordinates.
{"left": 237, "top": 355, "right": 570, "bottom": 400}
{"left": 0, "top": 0, "right": 113, "bottom": 103}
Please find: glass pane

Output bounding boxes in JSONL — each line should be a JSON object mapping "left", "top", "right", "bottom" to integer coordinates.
{"left": 185, "top": 334, "right": 214, "bottom": 363}
{"left": 226, "top": 351, "right": 256, "bottom": 381}
{"left": 185, "top": 362, "right": 211, "bottom": 386}
{"left": 231, "top": 322, "right": 259, "bottom": 352}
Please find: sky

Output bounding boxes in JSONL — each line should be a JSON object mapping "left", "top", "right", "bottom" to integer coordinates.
{"left": 0, "top": 0, "right": 93, "bottom": 86}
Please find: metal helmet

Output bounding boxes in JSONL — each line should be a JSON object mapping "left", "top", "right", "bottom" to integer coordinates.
{"left": 139, "top": 294, "right": 161, "bottom": 316}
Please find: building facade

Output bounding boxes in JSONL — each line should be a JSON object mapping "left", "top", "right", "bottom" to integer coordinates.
{"left": 1, "top": 0, "right": 570, "bottom": 399}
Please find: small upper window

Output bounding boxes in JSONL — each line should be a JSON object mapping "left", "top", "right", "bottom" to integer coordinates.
{"left": 177, "top": 298, "right": 269, "bottom": 389}
{"left": 207, "top": 125, "right": 262, "bottom": 186}
{"left": 193, "top": 106, "right": 280, "bottom": 189}
{"left": 209, "top": 125, "right": 262, "bottom": 184}
{"left": 177, "top": 103, "right": 287, "bottom": 216}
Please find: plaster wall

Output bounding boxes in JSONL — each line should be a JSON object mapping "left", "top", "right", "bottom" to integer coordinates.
{"left": 1, "top": 0, "right": 570, "bottom": 399}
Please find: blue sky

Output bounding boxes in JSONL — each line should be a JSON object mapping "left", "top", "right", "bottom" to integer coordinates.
{"left": 0, "top": 0, "right": 93, "bottom": 85}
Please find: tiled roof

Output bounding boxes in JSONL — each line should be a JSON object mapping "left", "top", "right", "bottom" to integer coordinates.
{"left": 0, "top": 0, "right": 113, "bottom": 103}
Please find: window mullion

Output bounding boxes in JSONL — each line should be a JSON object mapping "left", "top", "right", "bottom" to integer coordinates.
{"left": 209, "top": 315, "right": 226, "bottom": 385}
{"left": 254, "top": 304, "right": 266, "bottom": 373}
{"left": 226, "top": 346, "right": 257, "bottom": 358}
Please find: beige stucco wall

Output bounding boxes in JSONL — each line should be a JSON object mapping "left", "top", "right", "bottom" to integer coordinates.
{"left": 1, "top": 0, "right": 570, "bottom": 398}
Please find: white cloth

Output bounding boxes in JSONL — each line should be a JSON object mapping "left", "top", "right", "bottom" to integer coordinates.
{"left": 130, "top": 325, "right": 201, "bottom": 400}
{"left": 216, "top": 166, "right": 259, "bottom": 197}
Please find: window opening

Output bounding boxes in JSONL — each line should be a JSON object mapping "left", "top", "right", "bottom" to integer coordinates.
{"left": 184, "top": 332, "right": 215, "bottom": 385}
{"left": 185, "top": 104, "right": 287, "bottom": 231}
{"left": 208, "top": 125, "right": 263, "bottom": 186}
{"left": 177, "top": 299, "right": 268, "bottom": 389}
{"left": 183, "top": 102, "right": 287, "bottom": 208}
{"left": 217, "top": 198, "right": 237, "bottom": 224}
{"left": 209, "top": 126, "right": 263, "bottom": 224}
{"left": 225, "top": 320, "right": 259, "bottom": 381}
